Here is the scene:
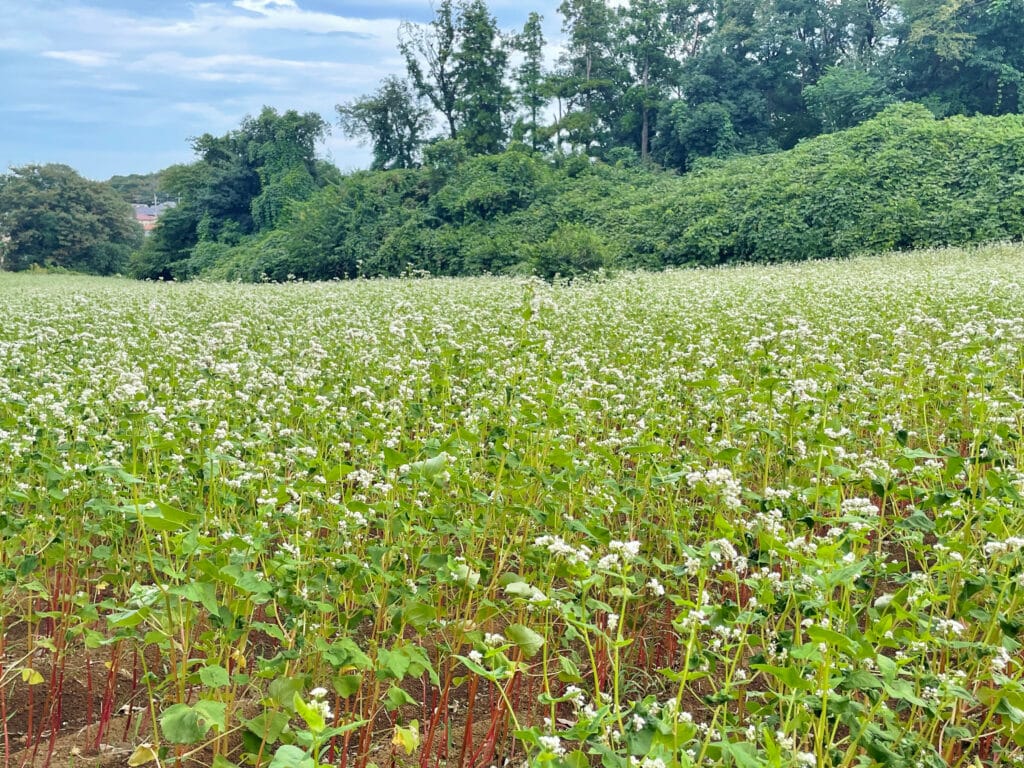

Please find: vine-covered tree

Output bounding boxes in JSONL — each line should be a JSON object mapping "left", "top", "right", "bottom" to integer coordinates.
{"left": 131, "top": 107, "right": 327, "bottom": 279}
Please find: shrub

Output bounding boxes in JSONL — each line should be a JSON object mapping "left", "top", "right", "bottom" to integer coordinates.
{"left": 531, "top": 224, "right": 610, "bottom": 280}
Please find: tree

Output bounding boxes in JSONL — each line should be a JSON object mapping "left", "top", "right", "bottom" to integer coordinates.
{"left": 106, "top": 171, "right": 174, "bottom": 204}
{"left": 400, "top": 0, "right": 460, "bottom": 139}
{"left": 242, "top": 107, "right": 329, "bottom": 230}
{"left": 132, "top": 107, "right": 328, "bottom": 279}
{"left": 338, "top": 76, "right": 433, "bottom": 170}
{"left": 556, "top": 0, "right": 622, "bottom": 153}
{"left": 886, "top": 0, "right": 1023, "bottom": 116}
{"left": 616, "top": 0, "right": 682, "bottom": 160}
{"left": 804, "top": 65, "right": 893, "bottom": 131}
{"left": 453, "top": 0, "right": 511, "bottom": 155}
{"left": 512, "top": 12, "right": 548, "bottom": 150}
{"left": 0, "top": 164, "right": 143, "bottom": 274}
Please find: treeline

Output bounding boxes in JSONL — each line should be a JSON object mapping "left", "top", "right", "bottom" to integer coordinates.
{"left": 134, "top": 106, "right": 1024, "bottom": 281}
{"left": 130, "top": 0, "right": 1024, "bottom": 281}
{"left": 338, "top": 0, "right": 1022, "bottom": 171}
{"left": 2, "top": 0, "right": 1023, "bottom": 279}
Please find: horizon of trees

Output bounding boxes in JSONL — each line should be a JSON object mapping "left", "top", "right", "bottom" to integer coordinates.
{"left": 2, "top": 0, "right": 1023, "bottom": 279}
{"left": 336, "top": 0, "right": 1023, "bottom": 171}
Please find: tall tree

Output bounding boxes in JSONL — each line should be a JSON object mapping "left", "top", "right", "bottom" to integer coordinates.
{"left": 887, "top": 0, "right": 1023, "bottom": 116}
{"left": 133, "top": 108, "right": 327, "bottom": 279}
{"left": 512, "top": 12, "right": 548, "bottom": 150}
{"left": 0, "top": 164, "right": 143, "bottom": 274}
{"left": 556, "top": 0, "right": 622, "bottom": 153}
{"left": 453, "top": 0, "right": 511, "bottom": 155}
{"left": 337, "top": 76, "right": 433, "bottom": 170}
{"left": 400, "top": 1, "right": 460, "bottom": 139}
{"left": 803, "top": 64, "right": 893, "bottom": 131}
{"left": 617, "top": 0, "right": 681, "bottom": 160}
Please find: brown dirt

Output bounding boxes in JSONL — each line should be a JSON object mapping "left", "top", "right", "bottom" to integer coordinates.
{"left": 1, "top": 621, "right": 147, "bottom": 768}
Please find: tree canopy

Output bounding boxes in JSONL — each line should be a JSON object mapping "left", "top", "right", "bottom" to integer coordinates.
{"left": 178, "top": 107, "right": 1024, "bottom": 282}
{"left": 131, "top": 106, "right": 329, "bottom": 279}
{"left": 6, "top": 0, "right": 1024, "bottom": 283}
{"left": 337, "top": 0, "right": 1024, "bottom": 171}
{"left": 0, "top": 164, "right": 143, "bottom": 275}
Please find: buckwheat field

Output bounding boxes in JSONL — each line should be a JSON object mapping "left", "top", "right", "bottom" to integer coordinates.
{"left": 3, "top": 245, "right": 1024, "bottom": 768}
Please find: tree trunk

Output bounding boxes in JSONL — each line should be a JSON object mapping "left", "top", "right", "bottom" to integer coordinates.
{"left": 641, "top": 60, "right": 650, "bottom": 160}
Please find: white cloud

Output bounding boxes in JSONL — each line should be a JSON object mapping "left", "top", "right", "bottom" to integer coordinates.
{"left": 1, "top": 0, "right": 567, "bottom": 177}
{"left": 131, "top": 51, "right": 400, "bottom": 89}
{"left": 122, "top": 2, "right": 401, "bottom": 41}
{"left": 41, "top": 49, "right": 118, "bottom": 67}
{"left": 234, "top": 0, "right": 300, "bottom": 11}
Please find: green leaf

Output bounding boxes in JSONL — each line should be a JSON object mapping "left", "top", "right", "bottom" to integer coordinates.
{"left": 896, "top": 511, "right": 935, "bottom": 533}
{"left": 504, "top": 581, "right": 538, "bottom": 598}
{"left": 243, "top": 711, "right": 291, "bottom": 745}
{"left": 377, "top": 647, "right": 411, "bottom": 681}
{"left": 193, "top": 699, "right": 227, "bottom": 732}
{"left": 269, "top": 676, "right": 305, "bottom": 710}
{"left": 507, "top": 623, "right": 545, "bottom": 658}
{"left": 107, "top": 606, "right": 151, "bottom": 628}
{"left": 557, "top": 655, "right": 583, "bottom": 684}
{"left": 751, "top": 664, "right": 814, "bottom": 690}
{"left": 400, "top": 643, "right": 440, "bottom": 685}
{"left": 805, "top": 625, "right": 858, "bottom": 656}
{"left": 842, "top": 669, "right": 883, "bottom": 691}
{"left": 172, "top": 581, "right": 220, "bottom": 614}
{"left": 333, "top": 673, "right": 362, "bottom": 698}
{"left": 722, "top": 741, "right": 764, "bottom": 768}
{"left": 160, "top": 703, "right": 214, "bottom": 744}
{"left": 561, "top": 750, "right": 591, "bottom": 768}
{"left": 139, "top": 502, "right": 197, "bottom": 532}
{"left": 882, "top": 678, "right": 927, "bottom": 707}
{"left": 403, "top": 600, "right": 437, "bottom": 632}
{"left": 824, "top": 559, "right": 867, "bottom": 588}
{"left": 198, "top": 664, "right": 231, "bottom": 688}
{"left": 293, "top": 692, "right": 325, "bottom": 735}
{"left": 455, "top": 653, "right": 490, "bottom": 677}
{"left": 383, "top": 684, "right": 417, "bottom": 711}
{"left": 268, "top": 745, "right": 315, "bottom": 768}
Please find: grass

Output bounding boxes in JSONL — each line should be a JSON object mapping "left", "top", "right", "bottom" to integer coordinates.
{"left": 2, "top": 244, "right": 1024, "bottom": 768}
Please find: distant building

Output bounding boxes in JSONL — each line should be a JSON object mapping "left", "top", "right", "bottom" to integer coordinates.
{"left": 132, "top": 201, "right": 176, "bottom": 233}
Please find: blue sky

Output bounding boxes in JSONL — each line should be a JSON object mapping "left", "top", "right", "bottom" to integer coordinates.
{"left": 0, "top": 0, "right": 564, "bottom": 180}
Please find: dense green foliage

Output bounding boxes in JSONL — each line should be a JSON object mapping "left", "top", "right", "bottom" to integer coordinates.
{"left": 6, "top": 246, "right": 1024, "bottom": 767}
{"left": 166, "top": 107, "right": 1024, "bottom": 281}
{"left": 345, "top": 0, "right": 1024, "bottom": 171}
{"left": 336, "top": 77, "right": 433, "bottom": 171}
{"left": 0, "top": 163, "right": 143, "bottom": 274}
{"left": 106, "top": 171, "right": 175, "bottom": 204}
{"left": 129, "top": 107, "right": 331, "bottom": 280}
{"left": 636, "top": 104, "right": 1024, "bottom": 265}
{"left": 5, "top": 0, "right": 1021, "bottom": 282}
